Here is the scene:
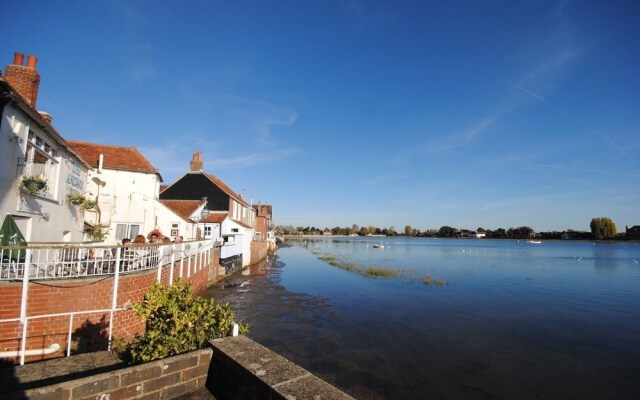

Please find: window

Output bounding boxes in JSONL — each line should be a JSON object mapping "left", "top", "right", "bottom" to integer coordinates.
{"left": 115, "top": 224, "right": 140, "bottom": 241}
{"left": 204, "top": 226, "right": 212, "bottom": 238}
{"left": 24, "top": 131, "right": 59, "bottom": 197}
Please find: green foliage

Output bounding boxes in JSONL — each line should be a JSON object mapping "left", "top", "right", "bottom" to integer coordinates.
{"left": 122, "top": 280, "right": 247, "bottom": 363}
{"left": 590, "top": 217, "right": 617, "bottom": 240}
{"left": 438, "top": 226, "right": 458, "bottom": 237}
{"left": 19, "top": 175, "right": 48, "bottom": 195}
{"left": 85, "top": 224, "right": 110, "bottom": 241}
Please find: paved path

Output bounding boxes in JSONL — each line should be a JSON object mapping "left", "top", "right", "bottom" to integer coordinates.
{"left": 0, "top": 352, "right": 124, "bottom": 392}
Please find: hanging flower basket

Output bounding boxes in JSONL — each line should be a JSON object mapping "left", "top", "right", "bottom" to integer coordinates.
{"left": 20, "top": 176, "right": 48, "bottom": 195}
{"left": 85, "top": 224, "right": 110, "bottom": 241}
{"left": 82, "top": 199, "right": 96, "bottom": 210}
{"left": 67, "top": 192, "right": 86, "bottom": 206}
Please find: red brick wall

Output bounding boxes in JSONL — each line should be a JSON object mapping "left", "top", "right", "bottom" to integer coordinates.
{"left": 0, "top": 249, "right": 217, "bottom": 365}
{"left": 250, "top": 241, "right": 268, "bottom": 266}
{"left": 4, "top": 63, "right": 40, "bottom": 108}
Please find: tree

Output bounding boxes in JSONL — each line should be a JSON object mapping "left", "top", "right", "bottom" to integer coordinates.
{"left": 404, "top": 225, "right": 413, "bottom": 236}
{"left": 438, "top": 226, "right": 457, "bottom": 238}
{"left": 590, "top": 217, "right": 617, "bottom": 240}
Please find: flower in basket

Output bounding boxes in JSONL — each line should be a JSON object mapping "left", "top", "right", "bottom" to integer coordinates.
{"left": 66, "top": 192, "right": 86, "bottom": 206}
{"left": 19, "top": 175, "right": 48, "bottom": 195}
{"left": 82, "top": 198, "right": 96, "bottom": 210}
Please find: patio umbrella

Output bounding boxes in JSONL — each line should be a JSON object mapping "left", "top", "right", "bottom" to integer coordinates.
{"left": 0, "top": 214, "right": 27, "bottom": 261}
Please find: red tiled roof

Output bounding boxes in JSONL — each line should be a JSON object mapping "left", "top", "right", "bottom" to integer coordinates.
{"left": 203, "top": 212, "right": 228, "bottom": 223}
{"left": 160, "top": 200, "right": 203, "bottom": 220}
{"left": 204, "top": 173, "right": 248, "bottom": 206}
{"left": 67, "top": 141, "right": 160, "bottom": 176}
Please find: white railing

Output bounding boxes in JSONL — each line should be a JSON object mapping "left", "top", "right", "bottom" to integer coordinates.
{"left": 0, "top": 241, "right": 208, "bottom": 281}
{"left": 0, "top": 239, "right": 213, "bottom": 365}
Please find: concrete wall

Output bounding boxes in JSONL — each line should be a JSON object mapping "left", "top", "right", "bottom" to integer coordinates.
{"left": 209, "top": 336, "right": 355, "bottom": 400}
{"left": 15, "top": 348, "right": 212, "bottom": 400}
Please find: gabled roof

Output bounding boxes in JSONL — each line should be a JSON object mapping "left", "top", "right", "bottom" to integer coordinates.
{"left": 203, "top": 212, "right": 228, "bottom": 224}
{"left": 67, "top": 141, "right": 162, "bottom": 179}
{"left": 160, "top": 200, "right": 203, "bottom": 220}
{"left": 230, "top": 218, "right": 253, "bottom": 229}
{"left": 0, "top": 77, "right": 91, "bottom": 168}
{"left": 204, "top": 173, "right": 248, "bottom": 207}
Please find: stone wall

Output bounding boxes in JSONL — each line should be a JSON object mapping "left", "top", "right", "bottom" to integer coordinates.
{"left": 15, "top": 348, "right": 212, "bottom": 400}
{"left": 209, "top": 336, "right": 355, "bottom": 400}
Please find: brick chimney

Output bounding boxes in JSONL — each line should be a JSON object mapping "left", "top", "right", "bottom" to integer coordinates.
{"left": 190, "top": 151, "right": 204, "bottom": 172}
{"left": 4, "top": 52, "right": 41, "bottom": 108}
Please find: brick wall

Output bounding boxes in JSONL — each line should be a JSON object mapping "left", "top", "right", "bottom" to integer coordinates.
{"left": 249, "top": 241, "right": 268, "bottom": 266}
{"left": 14, "top": 348, "right": 212, "bottom": 400}
{"left": 0, "top": 249, "right": 219, "bottom": 365}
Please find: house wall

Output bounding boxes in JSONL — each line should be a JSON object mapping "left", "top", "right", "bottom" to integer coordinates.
{"left": 0, "top": 103, "right": 87, "bottom": 243}
{"left": 85, "top": 168, "right": 161, "bottom": 245}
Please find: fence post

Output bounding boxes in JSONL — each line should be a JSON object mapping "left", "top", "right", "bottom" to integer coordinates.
{"left": 19, "top": 249, "right": 32, "bottom": 365}
{"left": 108, "top": 252, "right": 121, "bottom": 351}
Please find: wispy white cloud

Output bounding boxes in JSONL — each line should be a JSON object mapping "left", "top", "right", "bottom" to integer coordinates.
{"left": 208, "top": 148, "right": 299, "bottom": 169}
{"left": 364, "top": 172, "right": 405, "bottom": 186}
{"left": 130, "top": 45, "right": 156, "bottom": 82}
{"left": 424, "top": 113, "right": 503, "bottom": 154}
{"left": 554, "top": 0, "right": 571, "bottom": 19}
{"left": 524, "top": 163, "right": 640, "bottom": 178}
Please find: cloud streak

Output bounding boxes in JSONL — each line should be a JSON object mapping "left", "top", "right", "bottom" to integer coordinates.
{"left": 505, "top": 80, "right": 638, "bottom": 164}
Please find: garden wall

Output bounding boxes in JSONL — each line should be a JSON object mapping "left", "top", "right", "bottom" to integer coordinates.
{"left": 11, "top": 348, "right": 212, "bottom": 399}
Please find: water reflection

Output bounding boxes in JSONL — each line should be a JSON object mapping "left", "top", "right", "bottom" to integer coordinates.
{"left": 205, "top": 239, "right": 640, "bottom": 400}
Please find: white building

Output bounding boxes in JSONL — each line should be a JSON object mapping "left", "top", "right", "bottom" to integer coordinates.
{"left": 0, "top": 52, "right": 90, "bottom": 243}
{"left": 67, "top": 141, "right": 167, "bottom": 245}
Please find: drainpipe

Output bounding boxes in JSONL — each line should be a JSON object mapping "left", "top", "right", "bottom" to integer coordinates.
{"left": 0, "top": 343, "right": 60, "bottom": 359}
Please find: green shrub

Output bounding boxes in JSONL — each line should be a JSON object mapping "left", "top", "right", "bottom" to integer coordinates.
{"left": 121, "top": 279, "right": 247, "bottom": 362}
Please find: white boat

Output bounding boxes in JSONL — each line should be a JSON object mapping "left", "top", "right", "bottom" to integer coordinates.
{"left": 372, "top": 244, "right": 384, "bottom": 249}
{"left": 527, "top": 240, "right": 542, "bottom": 244}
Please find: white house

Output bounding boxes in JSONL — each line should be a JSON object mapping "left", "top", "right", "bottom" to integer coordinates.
{"left": 66, "top": 141, "right": 167, "bottom": 245}
{"left": 0, "top": 52, "right": 90, "bottom": 243}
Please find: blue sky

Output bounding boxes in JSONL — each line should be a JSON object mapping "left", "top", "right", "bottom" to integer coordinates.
{"left": 4, "top": 0, "right": 639, "bottom": 232}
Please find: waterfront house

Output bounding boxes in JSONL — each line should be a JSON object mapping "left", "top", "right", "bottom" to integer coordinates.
{"left": 626, "top": 225, "right": 640, "bottom": 240}
{"left": 160, "top": 152, "right": 256, "bottom": 267}
{"left": 0, "top": 52, "right": 91, "bottom": 242}
{"left": 468, "top": 231, "right": 486, "bottom": 239}
{"left": 66, "top": 141, "right": 195, "bottom": 244}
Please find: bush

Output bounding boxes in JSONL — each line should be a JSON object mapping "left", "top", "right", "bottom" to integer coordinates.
{"left": 121, "top": 279, "right": 247, "bottom": 362}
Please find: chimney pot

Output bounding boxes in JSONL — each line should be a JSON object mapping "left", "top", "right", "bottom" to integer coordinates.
{"left": 26, "top": 55, "right": 38, "bottom": 69}
{"left": 190, "top": 151, "right": 204, "bottom": 172}
{"left": 13, "top": 52, "right": 24, "bottom": 66}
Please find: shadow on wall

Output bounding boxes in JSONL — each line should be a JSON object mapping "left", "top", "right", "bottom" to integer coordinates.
{"left": 71, "top": 315, "right": 110, "bottom": 355}
{"left": 0, "top": 358, "right": 26, "bottom": 398}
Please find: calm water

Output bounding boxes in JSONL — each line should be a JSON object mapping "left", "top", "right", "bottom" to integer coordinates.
{"left": 204, "top": 238, "right": 640, "bottom": 400}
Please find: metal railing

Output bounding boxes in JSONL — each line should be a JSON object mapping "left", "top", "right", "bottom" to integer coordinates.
{"left": 0, "top": 241, "right": 207, "bottom": 281}
{"left": 0, "top": 239, "right": 213, "bottom": 365}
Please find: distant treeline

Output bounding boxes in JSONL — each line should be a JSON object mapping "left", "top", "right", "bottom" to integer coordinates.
{"left": 277, "top": 218, "right": 639, "bottom": 241}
